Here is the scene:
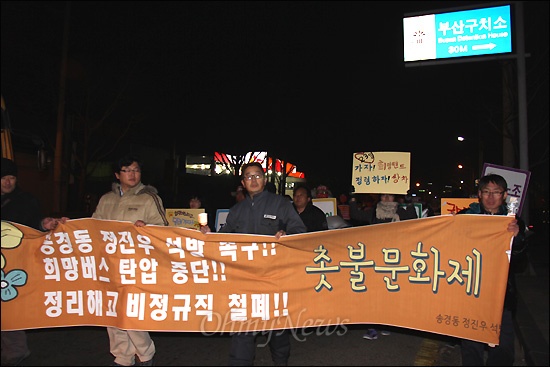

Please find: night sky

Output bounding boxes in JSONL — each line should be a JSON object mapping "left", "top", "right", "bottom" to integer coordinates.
{"left": 2, "top": 1, "right": 548, "bottom": 198}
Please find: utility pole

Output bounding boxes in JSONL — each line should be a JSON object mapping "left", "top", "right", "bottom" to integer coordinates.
{"left": 516, "top": 1, "right": 530, "bottom": 224}
{"left": 53, "top": 1, "right": 70, "bottom": 214}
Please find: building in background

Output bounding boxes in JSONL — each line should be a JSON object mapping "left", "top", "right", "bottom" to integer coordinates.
{"left": 185, "top": 151, "right": 305, "bottom": 196}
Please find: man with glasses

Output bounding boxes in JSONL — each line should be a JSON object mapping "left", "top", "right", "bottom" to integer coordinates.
{"left": 457, "top": 173, "right": 527, "bottom": 365}
{"left": 92, "top": 154, "right": 168, "bottom": 366}
{"left": 200, "top": 162, "right": 306, "bottom": 366}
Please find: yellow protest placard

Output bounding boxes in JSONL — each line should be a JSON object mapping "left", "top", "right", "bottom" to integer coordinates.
{"left": 351, "top": 151, "right": 411, "bottom": 194}
{"left": 165, "top": 208, "right": 205, "bottom": 229}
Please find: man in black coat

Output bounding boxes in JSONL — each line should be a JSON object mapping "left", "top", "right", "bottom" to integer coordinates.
{"left": 292, "top": 183, "right": 328, "bottom": 232}
{"left": 457, "top": 173, "right": 527, "bottom": 366}
{"left": 1, "top": 157, "right": 66, "bottom": 366}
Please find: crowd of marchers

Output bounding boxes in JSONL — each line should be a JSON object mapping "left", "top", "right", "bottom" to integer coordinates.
{"left": 1, "top": 155, "right": 525, "bottom": 367}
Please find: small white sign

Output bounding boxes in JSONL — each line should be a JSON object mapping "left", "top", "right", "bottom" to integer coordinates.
{"left": 215, "top": 209, "right": 230, "bottom": 232}
{"left": 312, "top": 198, "right": 337, "bottom": 217}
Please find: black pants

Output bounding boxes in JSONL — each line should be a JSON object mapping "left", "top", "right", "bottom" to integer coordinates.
{"left": 228, "top": 330, "right": 290, "bottom": 366}
{"left": 461, "top": 309, "right": 515, "bottom": 366}
{"left": 1, "top": 330, "right": 30, "bottom": 364}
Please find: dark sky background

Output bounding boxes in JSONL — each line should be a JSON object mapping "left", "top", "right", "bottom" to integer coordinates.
{"left": 2, "top": 1, "right": 548, "bottom": 198}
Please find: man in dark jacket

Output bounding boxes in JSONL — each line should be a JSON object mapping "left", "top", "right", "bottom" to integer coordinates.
{"left": 457, "top": 173, "right": 527, "bottom": 366}
{"left": 1, "top": 158, "right": 66, "bottom": 366}
{"left": 292, "top": 183, "right": 328, "bottom": 232}
{"left": 200, "top": 162, "right": 306, "bottom": 366}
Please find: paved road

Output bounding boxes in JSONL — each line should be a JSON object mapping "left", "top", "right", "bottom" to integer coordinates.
{"left": 19, "top": 323, "right": 527, "bottom": 366}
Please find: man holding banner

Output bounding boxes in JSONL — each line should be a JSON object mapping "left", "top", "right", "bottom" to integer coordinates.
{"left": 457, "top": 174, "right": 527, "bottom": 366}
{"left": 1, "top": 158, "right": 67, "bottom": 366}
{"left": 92, "top": 154, "right": 168, "bottom": 367}
{"left": 201, "top": 162, "right": 306, "bottom": 366}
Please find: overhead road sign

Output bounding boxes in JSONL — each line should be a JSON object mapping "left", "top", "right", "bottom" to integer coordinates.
{"left": 404, "top": 4, "right": 512, "bottom": 65}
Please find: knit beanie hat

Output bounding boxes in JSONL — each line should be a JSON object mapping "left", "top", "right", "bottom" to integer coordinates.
{"left": 1, "top": 158, "right": 18, "bottom": 178}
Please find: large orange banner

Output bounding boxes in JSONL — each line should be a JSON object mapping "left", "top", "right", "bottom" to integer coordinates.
{"left": 1, "top": 215, "right": 513, "bottom": 345}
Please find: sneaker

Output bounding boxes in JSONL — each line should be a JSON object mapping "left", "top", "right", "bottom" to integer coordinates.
{"left": 362, "top": 329, "right": 378, "bottom": 340}
{"left": 380, "top": 330, "right": 391, "bottom": 336}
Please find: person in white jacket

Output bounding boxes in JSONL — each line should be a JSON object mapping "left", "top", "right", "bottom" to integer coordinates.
{"left": 92, "top": 154, "right": 168, "bottom": 366}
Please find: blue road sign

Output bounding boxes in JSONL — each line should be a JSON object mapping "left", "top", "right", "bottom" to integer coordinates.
{"left": 404, "top": 5, "right": 512, "bottom": 62}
